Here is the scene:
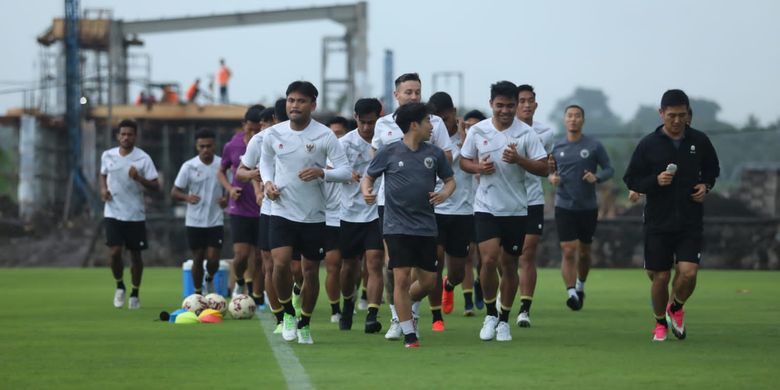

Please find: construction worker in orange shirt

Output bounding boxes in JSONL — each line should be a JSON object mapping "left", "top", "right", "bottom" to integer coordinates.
{"left": 186, "top": 79, "right": 201, "bottom": 103}
{"left": 217, "top": 58, "right": 232, "bottom": 104}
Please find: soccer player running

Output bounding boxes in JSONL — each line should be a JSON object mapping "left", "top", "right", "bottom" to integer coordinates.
{"left": 461, "top": 109, "right": 488, "bottom": 313}
{"left": 100, "top": 119, "right": 160, "bottom": 309}
{"left": 324, "top": 117, "right": 349, "bottom": 324}
{"left": 548, "top": 105, "right": 613, "bottom": 311}
{"left": 171, "top": 129, "right": 227, "bottom": 296}
{"left": 460, "top": 81, "right": 548, "bottom": 342}
{"left": 218, "top": 105, "right": 263, "bottom": 303}
{"left": 371, "top": 72, "right": 453, "bottom": 340}
{"left": 362, "top": 102, "right": 455, "bottom": 348}
{"left": 514, "top": 85, "right": 555, "bottom": 327}
{"left": 338, "top": 98, "right": 386, "bottom": 333}
{"left": 623, "top": 89, "right": 719, "bottom": 342}
{"left": 428, "top": 92, "right": 475, "bottom": 330}
{"left": 260, "top": 81, "right": 351, "bottom": 344}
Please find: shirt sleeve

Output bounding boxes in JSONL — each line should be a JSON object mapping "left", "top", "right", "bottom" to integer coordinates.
{"left": 173, "top": 163, "right": 188, "bottom": 189}
{"left": 524, "top": 131, "right": 547, "bottom": 161}
{"left": 371, "top": 122, "right": 384, "bottom": 150}
{"left": 460, "top": 131, "right": 477, "bottom": 160}
{"left": 241, "top": 135, "right": 261, "bottom": 168}
{"left": 142, "top": 154, "right": 159, "bottom": 180}
{"left": 623, "top": 138, "right": 659, "bottom": 194}
{"left": 220, "top": 143, "right": 232, "bottom": 170}
{"left": 431, "top": 118, "right": 453, "bottom": 152}
{"left": 594, "top": 142, "right": 614, "bottom": 182}
{"left": 323, "top": 133, "right": 352, "bottom": 183}
{"left": 436, "top": 147, "right": 454, "bottom": 179}
{"left": 259, "top": 132, "right": 276, "bottom": 183}
{"left": 366, "top": 147, "right": 388, "bottom": 179}
{"left": 99, "top": 151, "right": 108, "bottom": 175}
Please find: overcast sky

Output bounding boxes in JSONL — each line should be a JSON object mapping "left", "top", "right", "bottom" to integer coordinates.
{"left": 2, "top": 0, "right": 779, "bottom": 129}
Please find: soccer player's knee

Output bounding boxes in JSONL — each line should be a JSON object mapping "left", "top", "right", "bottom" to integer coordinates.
{"left": 678, "top": 267, "right": 698, "bottom": 282}
{"left": 561, "top": 244, "right": 577, "bottom": 259}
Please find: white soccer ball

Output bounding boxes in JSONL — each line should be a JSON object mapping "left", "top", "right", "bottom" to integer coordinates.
{"left": 229, "top": 294, "right": 256, "bottom": 319}
{"left": 205, "top": 293, "right": 227, "bottom": 314}
{"left": 182, "top": 294, "right": 208, "bottom": 314}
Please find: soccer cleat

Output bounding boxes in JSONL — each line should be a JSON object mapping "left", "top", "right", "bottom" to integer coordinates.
{"left": 113, "top": 288, "right": 125, "bottom": 308}
{"left": 385, "top": 319, "right": 402, "bottom": 340}
{"left": 566, "top": 296, "right": 582, "bottom": 311}
{"left": 413, "top": 317, "right": 420, "bottom": 339}
{"left": 128, "top": 296, "right": 140, "bottom": 310}
{"left": 496, "top": 321, "right": 512, "bottom": 341}
{"left": 474, "top": 280, "right": 484, "bottom": 310}
{"left": 339, "top": 314, "right": 353, "bottom": 331}
{"left": 273, "top": 322, "right": 283, "bottom": 334}
{"left": 516, "top": 311, "right": 531, "bottom": 328}
{"left": 364, "top": 318, "right": 382, "bottom": 334}
{"left": 666, "top": 304, "right": 686, "bottom": 340}
{"left": 357, "top": 298, "right": 369, "bottom": 311}
{"left": 404, "top": 341, "right": 420, "bottom": 348}
{"left": 441, "top": 277, "right": 454, "bottom": 314}
{"left": 282, "top": 314, "right": 298, "bottom": 342}
{"left": 204, "top": 280, "right": 214, "bottom": 295}
{"left": 577, "top": 291, "right": 586, "bottom": 309}
{"left": 479, "top": 315, "right": 499, "bottom": 341}
{"left": 292, "top": 293, "right": 302, "bottom": 316}
{"left": 330, "top": 313, "right": 342, "bottom": 323}
{"left": 653, "top": 323, "right": 668, "bottom": 341}
{"left": 464, "top": 308, "right": 475, "bottom": 317}
{"left": 432, "top": 320, "right": 445, "bottom": 332}
{"left": 297, "top": 325, "right": 313, "bottom": 344}
{"left": 232, "top": 283, "right": 243, "bottom": 297}
{"left": 257, "top": 303, "right": 267, "bottom": 313}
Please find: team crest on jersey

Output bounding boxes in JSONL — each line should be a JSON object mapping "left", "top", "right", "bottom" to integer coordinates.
{"left": 398, "top": 161, "right": 404, "bottom": 168}
{"left": 305, "top": 143, "right": 315, "bottom": 153}
{"left": 580, "top": 149, "right": 590, "bottom": 159}
{"left": 388, "top": 131, "right": 393, "bottom": 136}
{"left": 424, "top": 157, "right": 434, "bottom": 169}
{"left": 559, "top": 151, "right": 565, "bottom": 157}
{"left": 278, "top": 143, "right": 284, "bottom": 150}
{"left": 483, "top": 140, "right": 488, "bottom": 145}
{"left": 690, "top": 145, "right": 696, "bottom": 154}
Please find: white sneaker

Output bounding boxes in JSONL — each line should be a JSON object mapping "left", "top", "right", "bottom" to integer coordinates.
{"left": 480, "top": 315, "right": 499, "bottom": 341}
{"left": 128, "top": 296, "right": 140, "bottom": 310}
{"left": 357, "top": 298, "right": 368, "bottom": 311}
{"left": 282, "top": 314, "right": 298, "bottom": 342}
{"left": 516, "top": 312, "right": 531, "bottom": 328}
{"left": 113, "top": 289, "right": 125, "bottom": 308}
{"left": 496, "top": 321, "right": 512, "bottom": 341}
{"left": 297, "top": 325, "right": 313, "bottom": 344}
{"left": 413, "top": 317, "right": 420, "bottom": 339}
{"left": 330, "top": 313, "right": 342, "bottom": 323}
{"left": 204, "top": 280, "right": 214, "bottom": 295}
{"left": 232, "top": 283, "right": 244, "bottom": 297}
{"left": 385, "top": 319, "right": 402, "bottom": 340}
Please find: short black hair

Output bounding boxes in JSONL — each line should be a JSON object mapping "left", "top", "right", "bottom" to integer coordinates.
{"left": 394, "top": 102, "right": 429, "bottom": 133}
{"left": 490, "top": 81, "right": 518, "bottom": 101}
{"left": 274, "top": 98, "right": 288, "bottom": 122}
{"left": 394, "top": 73, "right": 421, "bottom": 89}
{"left": 427, "top": 91, "right": 455, "bottom": 115}
{"left": 194, "top": 128, "right": 215, "bottom": 141}
{"left": 517, "top": 84, "right": 536, "bottom": 98}
{"left": 244, "top": 104, "right": 265, "bottom": 123}
{"left": 118, "top": 119, "right": 138, "bottom": 133}
{"left": 259, "top": 107, "right": 275, "bottom": 123}
{"left": 328, "top": 116, "right": 349, "bottom": 128}
{"left": 354, "top": 98, "right": 382, "bottom": 117}
{"left": 661, "top": 89, "right": 690, "bottom": 110}
{"left": 463, "top": 109, "right": 486, "bottom": 122}
{"left": 564, "top": 104, "right": 585, "bottom": 119}
{"left": 286, "top": 81, "right": 318, "bottom": 102}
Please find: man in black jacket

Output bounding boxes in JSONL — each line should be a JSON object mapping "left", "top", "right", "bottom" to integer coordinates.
{"left": 623, "top": 89, "right": 719, "bottom": 342}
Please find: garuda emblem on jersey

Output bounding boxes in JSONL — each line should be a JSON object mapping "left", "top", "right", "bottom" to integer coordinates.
{"left": 305, "top": 143, "right": 315, "bottom": 153}
{"left": 424, "top": 157, "right": 434, "bottom": 169}
{"left": 580, "top": 149, "right": 590, "bottom": 159}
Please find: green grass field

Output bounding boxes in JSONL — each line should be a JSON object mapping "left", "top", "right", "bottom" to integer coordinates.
{"left": 1, "top": 268, "right": 778, "bottom": 389}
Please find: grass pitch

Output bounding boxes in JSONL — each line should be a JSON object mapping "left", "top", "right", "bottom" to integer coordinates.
{"left": 1, "top": 268, "right": 778, "bottom": 389}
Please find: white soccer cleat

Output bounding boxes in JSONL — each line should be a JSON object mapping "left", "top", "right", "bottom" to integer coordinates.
{"left": 516, "top": 312, "right": 531, "bottom": 328}
{"left": 204, "top": 280, "right": 215, "bottom": 295}
{"left": 480, "top": 315, "right": 499, "bottom": 341}
{"left": 232, "top": 284, "right": 244, "bottom": 297}
{"left": 496, "top": 321, "right": 512, "bottom": 341}
{"left": 282, "top": 314, "right": 298, "bottom": 342}
{"left": 385, "top": 319, "right": 402, "bottom": 340}
{"left": 330, "top": 313, "right": 342, "bottom": 323}
{"left": 297, "top": 326, "right": 314, "bottom": 345}
{"left": 113, "top": 289, "right": 125, "bottom": 308}
{"left": 128, "top": 296, "right": 140, "bottom": 310}
{"left": 357, "top": 298, "right": 368, "bottom": 311}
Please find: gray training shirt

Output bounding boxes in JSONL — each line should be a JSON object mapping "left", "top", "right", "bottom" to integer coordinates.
{"left": 366, "top": 141, "right": 453, "bottom": 237}
{"left": 551, "top": 134, "right": 613, "bottom": 210}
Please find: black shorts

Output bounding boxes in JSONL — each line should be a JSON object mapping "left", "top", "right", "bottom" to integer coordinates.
{"left": 525, "top": 204, "right": 545, "bottom": 236}
{"left": 340, "top": 219, "right": 383, "bottom": 259}
{"left": 325, "top": 225, "right": 340, "bottom": 252}
{"left": 436, "top": 214, "right": 474, "bottom": 257}
{"left": 268, "top": 216, "right": 326, "bottom": 261}
{"left": 105, "top": 218, "right": 148, "bottom": 251}
{"left": 384, "top": 234, "right": 438, "bottom": 272}
{"left": 186, "top": 226, "right": 224, "bottom": 250}
{"left": 257, "top": 214, "right": 271, "bottom": 251}
{"left": 474, "top": 212, "right": 527, "bottom": 256}
{"left": 230, "top": 215, "right": 259, "bottom": 245}
{"left": 644, "top": 229, "right": 703, "bottom": 271}
{"left": 555, "top": 207, "right": 598, "bottom": 244}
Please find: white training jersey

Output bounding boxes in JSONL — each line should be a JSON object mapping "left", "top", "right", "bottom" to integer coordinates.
{"left": 526, "top": 120, "right": 556, "bottom": 206}
{"left": 259, "top": 120, "right": 351, "bottom": 223}
{"left": 434, "top": 132, "right": 474, "bottom": 215}
{"left": 100, "top": 147, "right": 158, "bottom": 221}
{"left": 241, "top": 131, "right": 272, "bottom": 215}
{"left": 371, "top": 113, "right": 453, "bottom": 206}
{"left": 323, "top": 158, "right": 342, "bottom": 227}
{"left": 339, "top": 129, "right": 379, "bottom": 223}
{"left": 461, "top": 118, "right": 546, "bottom": 216}
{"left": 173, "top": 155, "right": 224, "bottom": 227}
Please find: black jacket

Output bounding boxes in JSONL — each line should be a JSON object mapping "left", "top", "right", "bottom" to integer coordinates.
{"left": 623, "top": 126, "right": 720, "bottom": 232}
